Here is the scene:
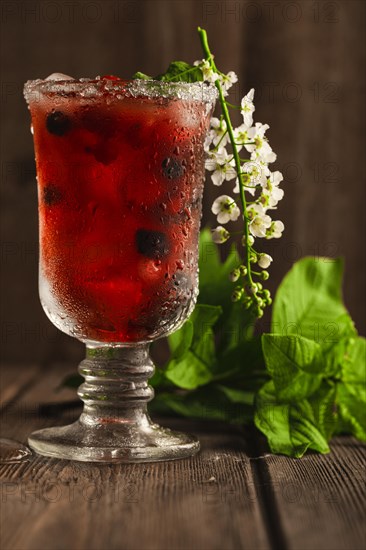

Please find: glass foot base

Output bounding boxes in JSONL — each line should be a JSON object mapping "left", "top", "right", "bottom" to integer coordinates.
{"left": 28, "top": 420, "right": 200, "bottom": 463}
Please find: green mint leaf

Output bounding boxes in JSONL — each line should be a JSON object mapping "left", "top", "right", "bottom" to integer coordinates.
{"left": 156, "top": 61, "right": 203, "bottom": 82}
{"left": 336, "top": 382, "right": 366, "bottom": 440}
{"left": 198, "top": 229, "right": 255, "bottom": 352}
{"left": 165, "top": 304, "right": 222, "bottom": 390}
{"left": 165, "top": 351, "right": 213, "bottom": 390}
{"left": 336, "top": 336, "right": 366, "bottom": 439}
{"left": 254, "top": 381, "right": 331, "bottom": 457}
{"left": 262, "top": 334, "right": 324, "bottom": 401}
{"left": 341, "top": 336, "right": 366, "bottom": 384}
{"left": 216, "top": 385, "right": 255, "bottom": 406}
{"left": 307, "top": 381, "right": 338, "bottom": 441}
{"left": 168, "top": 319, "right": 194, "bottom": 359}
{"left": 290, "top": 397, "right": 331, "bottom": 455}
{"left": 214, "top": 339, "right": 267, "bottom": 395}
{"left": 272, "top": 257, "right": 348, "bottom": 345}
{"left": 199, "top": 230, "right": 238, "bottom": 306}
{"left": 189, "top": 303, "right": 222, "bottom": 348}
{"left": 132, "top": 71, "right": 153, "bottom": 80}
{"left": 218, "top": 303, "right": 255, "bottom": 354}
{"left": 151, "top": 385, "right": 254, "bottom": 425}
{"left": 323, "top": 314, "right": 358, "bottom": 377}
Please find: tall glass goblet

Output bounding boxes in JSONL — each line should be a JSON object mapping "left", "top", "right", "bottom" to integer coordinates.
{"left": 23, "top": 77, "right": 216, "bottom": 462}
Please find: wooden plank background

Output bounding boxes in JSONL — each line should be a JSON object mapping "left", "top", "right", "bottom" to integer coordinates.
{"left": 1, "top": 0, "right": 365, "bottom": 363}
{"left": 1, "top": 363, "right": 365, "bottom": 550}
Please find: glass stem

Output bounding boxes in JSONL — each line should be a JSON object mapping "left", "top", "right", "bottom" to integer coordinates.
{"left": 78, "top": 345, "right": 155, "bottom": 426}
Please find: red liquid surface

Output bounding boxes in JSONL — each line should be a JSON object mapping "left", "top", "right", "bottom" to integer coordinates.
{"left": 28, "top": 81, "right": 210, "bottom": 343}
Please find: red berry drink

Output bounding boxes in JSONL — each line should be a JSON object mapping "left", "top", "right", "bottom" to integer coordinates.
{"left": 24, "top": 77, "right": 216, "bottom": 344}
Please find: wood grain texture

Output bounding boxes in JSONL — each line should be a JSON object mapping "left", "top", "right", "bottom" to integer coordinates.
{"left": 258, "top": 438, "right": 366, "bottom": 550}
{"left": 0, "top": 364, "right": 41, "bottom": 411}
{"left": 1, "top": 363, "right": 366, "bottom": 550}
{"left": 0, "top": 364, "right": 270, "bottom": 550}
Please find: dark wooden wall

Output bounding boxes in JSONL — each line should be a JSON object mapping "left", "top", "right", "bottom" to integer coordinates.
{"left": 1, "top": 0, "right": 365, "bottom": 364}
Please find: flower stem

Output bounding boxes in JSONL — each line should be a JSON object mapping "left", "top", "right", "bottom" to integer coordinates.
{"left": 198, "top": 27, "right": 254, "bottom": 288}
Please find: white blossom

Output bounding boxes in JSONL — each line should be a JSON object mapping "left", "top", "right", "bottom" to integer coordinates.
{"left": 268, "top": 170, "right": 283, "bottom": 187}
{"left": 211, "top": 226, "right": 230, "bottom": 244}
{"left": 205, "top": 149, "right": 236, "bottom": 186}
{"left": 241, "top": 88, "right": 255, "bottom": 127}
{"left": 233, "top": 161, "right": 268, "bottom": 195}
{"left": 260, "top": 170, "right": 284, "bottom": 207}
{"left": 267, "top": 220, "right": 285, "bottom": 239}
{"left": 212, "top": 195, "right": 241, "bottom": 224}
{"left": 244, "top": 123, "right": 276, "bottom": 164}
{"left": 258, "top": 253, "right": 273, "bottom": 269}
{"left": 247, "top": 204, "right": 272, "bottom": 238}
{"left": 209, "top": 117, "right": 230, "bottom": 147}
{"left": 194, "top": 59, "right": 219, "bottom": 83}
{"left": 262, "top": 186, "right": 284, "bottom": 208}
{"left": 232, "top": 123, "right": 250, "bottom": 152}
{"left": 219, "top": 71, "right": 238, "bottom": 96}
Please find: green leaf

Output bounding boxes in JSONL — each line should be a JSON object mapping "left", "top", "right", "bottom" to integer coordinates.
{"left": 199, "top": 230, "right": 239, "bottom": 307}
{"left": 321, "top": 314, "right": 357, "bottom": 378}
{"left": 189, "top": 304, "right": 222, "bottom": 348}
{"left": 165, "top": 351, "right": 213, "bottom": 390}
{"left": 262, "top": 334, "right": 324, "bottom": 401}
{"left": 254, "top": 381, "right": 331, "bottom": 457}
{"left": 215, "top": 338, "right": 266, "bottom": 392}
{"left": 198, "top": 230, "right": 255, "bottom": 353}
{"left": 307, "top": 381, "right": 338, "bottom": 441}
{"left": 341, "top": 336, "right": 366, "bottom": 384}
{"left": 216, "top": 385, "right": 254, "bottom": 406}
{"left": 156, "top": 61, "right": 203, "bottom": 82}
{"left": 132, "top": 71, "right": 153, "bottom": 80}
{"left": 168, "top": 320, "right": 194, "bottom": 359}
{"left": 290, "top": 400, "right": 331, "bottom": 454}
{"left": 151, "top": 384, "right": 254, "bottom": 425}
{"left": 165, "top": 304, "right": 222, "bottom": 390}
{"left": 336, "top": 379, "right": 366, "bottom": 441}
{"left": 272, "top": 257, "right": 349, "bottom": 345}
{"left": 218, "top": 303, "right": 255, "bottom": 354}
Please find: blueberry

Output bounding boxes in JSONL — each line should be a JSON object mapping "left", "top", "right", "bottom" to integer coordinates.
{"left": 42, "top": 184, "right": 62, "bottom": 206}
{"left": 136, "top": 229, "right": 169, "bottom": 259}
{"left": 46, "top": 111, "right": 71, "bottom": 136}
{"left": 162, "top": 157, "right": 185, "bottom": 180}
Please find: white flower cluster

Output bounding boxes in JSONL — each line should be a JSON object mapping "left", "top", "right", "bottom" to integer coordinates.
{"left": 195, "top": 59, "right": 285, "bottom": 261}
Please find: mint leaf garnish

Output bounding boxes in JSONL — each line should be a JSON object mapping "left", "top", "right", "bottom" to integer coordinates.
{"left": 254, "top": 380, "right": 332, "bottom": 457}
{"left": 131, "top": 71, "right": 152, "bottom": 80}
{"left": 164, "top": 304, "right": 222, "bottom": 390}
{"left": 272, "top": 257, "right": 348, "bottom": 343}
{"left": 133, "top": 61, "right": 203, "bottom": 83}
{"left": 156, "top": 61, "right": 203, "bottom": 82}
{"left": 254, "top": 256, "right": 365, "bottom": 456}
{"left": 336, "top": 337, "right": 366, "bottom": 440}
{"left": 261, "top": 334, "right": 324, "bottom": 401}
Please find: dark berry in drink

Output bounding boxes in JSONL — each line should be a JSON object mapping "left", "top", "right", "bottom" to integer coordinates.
{"left": 46, "top": 110, "right": 71, "bottom": 136}
{"left": 136, "top": 229, "right": 169, "bottom": 259}
{"left": 43, "top": 184, "right": 62, "bottom": 206}
{"left": 162, "top": 157, "right": 185, "bottom": 180}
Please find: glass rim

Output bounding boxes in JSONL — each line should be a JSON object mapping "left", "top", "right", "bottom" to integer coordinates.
{"left": 24, "top": 77, "right": 218, "bottom": 105}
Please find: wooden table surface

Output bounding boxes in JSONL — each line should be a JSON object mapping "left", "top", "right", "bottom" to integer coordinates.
{"left": 1, "top": 363, "right": 365, "bottom": 550}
